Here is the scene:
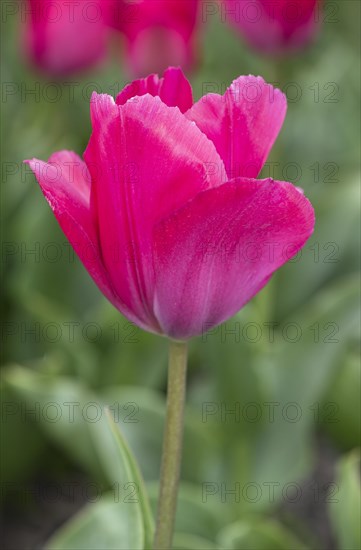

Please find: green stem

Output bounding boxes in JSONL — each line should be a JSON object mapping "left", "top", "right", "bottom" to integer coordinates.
{"left": 153, "top": 340, "right": 188, "bottom": 550}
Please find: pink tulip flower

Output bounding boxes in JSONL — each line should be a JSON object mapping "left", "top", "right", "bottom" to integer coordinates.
{"left": 26, "top": 67, "right": 314, "bottom": 340}
{"left": 225, "top": 0, "right": 320, "bottom": 53}
{"left": 113, "top": 0, "right": 200, "bottom": 76}
{"left": 25, "top": 0, "right": 110, "bottom": 75}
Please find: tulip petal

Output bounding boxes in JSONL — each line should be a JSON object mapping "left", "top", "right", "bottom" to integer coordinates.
{"left": 25, "top": 152, "right": 145, "bottom": 329}
{"left": 153, "top": 178, "right": 315, "bottom": 339}
{"left": 186, "top": 76, "right": 287, "bottom": 179}
{"left": 225, "top": 0, "right": 319, "bottom": 53}
{"left": 118, "top": 0, "right": 198, "bottom": 76}
{"left": 116, "top": 67, "right": 193, "bottom": 113}
{"left": 84, "top": 93, "right": 225, "bottom": 329}
{"left": 26, "top": 0, "right": 108, "bottom": 75}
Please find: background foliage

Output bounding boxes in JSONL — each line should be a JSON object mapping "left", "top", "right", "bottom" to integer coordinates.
{"left": 1, "top": 1, "right": 360, "bottom": 548}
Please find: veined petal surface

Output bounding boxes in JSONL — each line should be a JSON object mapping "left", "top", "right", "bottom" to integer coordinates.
{"left": 25, "top": 151, "right": 146, "bottom": 329}
{"left": 153, "top": 178, "right": 315, "bottom": 339}
{"left": 84, "top": 93, "right": 225, "bottom": 328}
{"left": 186, "top": 76, "right": 287, "bottom": 179}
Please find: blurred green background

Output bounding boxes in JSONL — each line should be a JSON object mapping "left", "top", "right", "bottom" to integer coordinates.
{"left": 1, "top": 1, "right": 360, "bottom": 549}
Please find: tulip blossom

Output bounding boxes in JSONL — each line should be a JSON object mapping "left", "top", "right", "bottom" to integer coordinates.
{"left": 113, "top": 0, "right": 200, "bottom": 76}
{"left": 26, "top": 67, "right": 314, "bottom": 340}
{"left": 225, "top": 0, "right": 320, "bottom": 53}
{"left": 25, "top": 0, "right": 110, "bottom": 74}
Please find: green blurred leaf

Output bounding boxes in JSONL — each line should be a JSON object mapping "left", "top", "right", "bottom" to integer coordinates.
{"left": 217, "top": 518, "right": 308, "bottom": 550}
{"left": 99, "top": 385, "right": 164, "bottom": 481}
{"left": 173, "top": 533, "right": 220, "bottom": 549}
{"left": 0, "top": 379, "right": 45, "bottom": 488}
{"left": 46, "top": 493, "right": 144, "bottom": 550}
{"left": 322, "top": 352, "right": 361, "bottom": 450}
{"left": 101, "top": 385, "right": 215, "bottom": 484}
{"left": 2, "top": 365, "right": 106, "bottom": 482}
{"left": 329, "top": 450, "right": 361, "bottom": 550}
{"left": 250, "top": 275, "right": 359, "bottom": 495}
{"left": 147, "top": 482, "right": 229, "bottom": 542}
{"left": 274, "top": 176, "right": 360, "bottom": 318}
{"left": 104, "top": 409, "right": 154, "bottom": 548}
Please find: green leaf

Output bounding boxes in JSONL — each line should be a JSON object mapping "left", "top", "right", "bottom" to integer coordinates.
{"left": 173, "top": 533, "right": 220, "bottom": 549}
{"left": 250, "top": 276, "right": 359, "bottom": 495}
{"left": 329, "top": 450, "right": 361, "bottom": 550}
{"left": 274, "top": 176, "right": 359, "bottom": 319}
{"left": 101, "top": 385, "right": 215, "bottom": 484}
{"left": 100, "top": 385, "right": 165, "bottom": 481}
{"left": 0, "top": 379, "right": 45, "bottom": 488}
{"left": 217, "top": 518, "right": 309, "bottom": 550}
{"left": 4, "top": 367, "right": 155, "bottom": 548}
{"left": 147, "top": 482, "right": 229, "bottom": 541}
{"left": 46, "top": 493, "right": 144, "bottom": 550}
{"left": 2, "top": 364, "right": 106, "bottom": 482}
{"left": 322, "top": 352, "right": 361, "bottom": 450}
{"left": 104, "top": 409, "right": 154, "bottom": 548}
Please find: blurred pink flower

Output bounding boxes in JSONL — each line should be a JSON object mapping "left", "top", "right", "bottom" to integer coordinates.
{"left": 26, "top": 0, "right": 110, "bottom": 75}
{"left": 25, "top": 67, "right": 314, "bottom": 339}
{"left": 225, "top": 0, "right": 321, "bottom": 53}
{"left": 113, "top": 0, "right": 200, "bottom": 76}
{"left": 25, "top": 0, "right": 200, "bottom": 76}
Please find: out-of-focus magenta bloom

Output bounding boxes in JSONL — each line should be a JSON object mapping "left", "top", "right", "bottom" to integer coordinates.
{"left": 226, "top": 0, "right": 320, "bottom": 53}
{"left": 25, "top": 0, "right": 199, "bottom": 76}
{"left": 26, "top": 67, "right": 314, "bottom": 340}
{"left": 26, "top": 0, "right": 110, "bottom": 74}
{"left": 111, "top": 0, "right": 200, "bottom": 76}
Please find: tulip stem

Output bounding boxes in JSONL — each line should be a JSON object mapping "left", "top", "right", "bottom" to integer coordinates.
{"left": 153, "top": 340, "right": 188, "bottom": 550}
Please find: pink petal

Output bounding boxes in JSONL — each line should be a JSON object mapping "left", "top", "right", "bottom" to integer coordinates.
{"left": 116, "top": 67, "right": 193, "bottom": 113}
{"left": 153, "top": 178, "right": 315, "bottom": 339}
{"left": 186, "top": 76, "right": 287, "bottom": 179}
{"left": 84, "top": 93, "right": 225, "bottom": 329}
{"left": 26, "top": 0, "right": 109, "bottom": 75}
{"left": 225, "top": 0, "right": 319, "bottom": 53}
{"left": 25, "top": 151, "right": 144, "bottom": 329}
{"left": 124, "top": 27, "right": 194, "bottom": 79}
{"left": 118, "top": 0, "right": 199, "bottom": 76}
